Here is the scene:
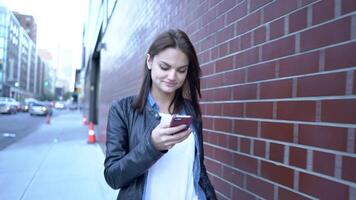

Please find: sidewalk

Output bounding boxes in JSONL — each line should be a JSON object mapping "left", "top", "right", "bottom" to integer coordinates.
{"left": 0, "top": 111, "right": 117, "bottom": 200}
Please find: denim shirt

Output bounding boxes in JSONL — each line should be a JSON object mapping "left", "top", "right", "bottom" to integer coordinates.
{"left": 143, "top": 92, "right": 206, "bottom": 200}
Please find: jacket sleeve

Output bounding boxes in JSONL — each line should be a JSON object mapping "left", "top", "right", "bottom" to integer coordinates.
{"left": 104, "top": 100, "right": 164, "bottom": 189}
{"left": 197, "top": 121, "right": 218, "bottom": 200}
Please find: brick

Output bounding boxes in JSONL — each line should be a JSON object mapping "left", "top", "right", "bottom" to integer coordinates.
{"left": 240, "top": 32, "right": 252, "bottom": 50}
{"left": 214, "top": 87, "right": 233, "bottom": 101}
{"left": 227, "top": 135, "right": 238, "bottom": 150}
{"left": 289, "top": 146, "right": 307, "bottom": 169}
{"left": 217, "top": 133, "right": 229, "bottom": 148}
{"left": 289, "top": 7, "right": 307, "bottom": 33}
{"left": 299, "top": 172, "right": 349, "bottom": 200}
{"left": 260, "top": 79, "right": 293, "bottom": 99}
{"left": 218, "top": 42, "right": 229, "bottom": 57}
{"left": 201, "top": 34, "right": 216, "bottom": 50}
{"left": 205, "top": 130, "right": 218, "bottom": 145}
{"left": 206, "top": 103, "right": 223, "bottom": 116}
{"left": 246, "top": 175, "right": 274, "bottom": 200}
{"left": 205, "top": 158, "right": 222, "bottom": 176}
{"left": 263, "top": 0, "right": 298, "bottom": 22}
{"left": 213, "top": 176, "right": 232, "bottom": 198}
{"left": 201, "top": 63, "right": 215, "bottom": 76}
{"left": 261, "top": 161, "right": 294, "bottom": 187}
{"left": 261, "top": 122, "right": 294, "bottom": 142}
{"left": 203, "top": 117, "right": 214, "bottom": 130}
{"left": 236, "top": 10, "right": 261, "bottom": 35}
{"left": 279, "top": 51, "right": 319, "bottom": 77}
{"left": 299, "top": 124, "right": 348, "bottom": 151}
{"left": 262, "top": 36, "right": 295, "bottom": 61}
{"left": 234, "top": 120, "right": 258, "bottom": 137}
{"left": 223, "top": 68, "right": 245, "bottom": 85}
{"left": 235, "top": 47, "right": 259, "bottom": 68}
{"left": 216, "top": 0, "right": 237, "bottom": 16}
{"left": 201, "top": 89, "right": 212, "bottom": 102}
{"left": 232, "top": 187, "right": 256, "bottom": 200}
{"left": 353, "top": 71, "right": 356, "bottom": 95}
{"left": 226, "top": 1, "right": 247, "bottom": 25}
{"left": 312, "top": 0, "right": 334, "bottom": 25}
{"left": 313, "top": 151, "right": 335, "bottom": 176}
{"left": 300, "top": 0, "right": 319, "bottom": 7}
{"left": 209, "top": 15, "right": 225, "bottom": 34}
{"left": 297, "top": 72, "right": 347, "bottom": 97}
{"left": 277, "top": 101, "right": 316, "bottom": 121}
{"left": 216, "top": 24, "right": 235, "bottom": 44}
{"left": 202, "top": 7, "right": 217, "bottom": 28}
{"left": 214, "top": 147, "right": 234, "bottom": 166}
{"left": 247, "top": 61, "right": 275, "bottom": 82}
{"left": 229, "top": 37, "right": 240, "bottom": 54}
{"left": 216, "top": 55, "right": 234, "bottom": 73}
{"left": 198, "top": 50, "right": 210, "bottom": 64}
{"left": 325, "top": 42, "right": 356, "bottom": 71}
{"left": 246, "top": 102, "right": 273, "bottom": 119}
{"left": 300, "top": 17, "right": 351, "bottom": 52}
{"left": 203, "top": 140, "right": 214, "bottom": 157}
{"left": 254, "top": 140, "right": 266, "bottom": 158}
{"left": 342, "top": 156, "right": 356, "bottom": 182}
{"left": 270, "top": 17, "right": 285, "bottom": 40}
{"left": 240, "top": 137, "right": 251, "bottom": 154}
{"left": 250, "top": 0, "right": 273, "bottom": 12}
{"left": 341, "top": 0, "right": 356, "bottom": 15}
{"left": 203, "top": 74, "right": 223, "bottom": 88}
{"left": 232, "top": 83, "right": 257, "bottom": 100}
{"left": 253, "top": 25, "right": 267, "bottom": 45}
{"left": 222, "top": 102, "right": 244, "bottom": 117}
{"left": 234, "top": 153, "right": 258, "bottom": 174}
{"left": 321, "top": 99, "right": 356, "bottom": 124}
{"left": 269, "top": 143, "right": 284, "bottom": 163}
{"left": 211, "top": 46, "right": 219, "bottom": 60}
{"left": 279, "top": 188, "right": 312, "bottom": 200}
{"left": 222, "top": 165, "right": 244, "bottom": 187}
{"left": 214, "top": 118, "right": 233, "bottom": 133}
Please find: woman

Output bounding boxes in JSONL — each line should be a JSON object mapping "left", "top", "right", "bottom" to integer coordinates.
{"left": 104, "top": 29, "right": 217, "bottom": 200}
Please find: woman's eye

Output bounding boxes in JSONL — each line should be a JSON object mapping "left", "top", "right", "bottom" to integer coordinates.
{"left": 159, "top": 64, "right": 169, "bottom": 70}
{"left": 178, "top": 69, "right": 187, "bottom": 73}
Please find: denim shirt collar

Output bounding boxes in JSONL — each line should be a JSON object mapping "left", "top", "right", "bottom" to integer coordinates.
{"left": 147, "top": 91, "right": 160, "bottom": 112}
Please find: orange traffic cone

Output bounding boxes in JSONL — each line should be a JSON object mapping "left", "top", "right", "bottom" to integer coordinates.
{"left": 83, "top": 116, "right": 88, "bottom": 125}
{"left": 46, "top": 114, "right": 51, "bottom": 124}
{"left": 88, "top": 122, "right": 96, "bottom": 144}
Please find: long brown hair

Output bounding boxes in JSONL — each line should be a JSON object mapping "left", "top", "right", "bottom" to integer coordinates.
{"left": 133, "top": 29, "right": 202, "bottom": 120}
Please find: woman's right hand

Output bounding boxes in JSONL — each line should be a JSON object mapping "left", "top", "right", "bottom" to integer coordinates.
{"left": 151, "top": 123, "right": 191, "bottom": 151}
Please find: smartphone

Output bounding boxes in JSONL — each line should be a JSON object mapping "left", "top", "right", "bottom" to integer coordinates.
{"left": 170, "top": 114, "right": 192, "bottom": 131}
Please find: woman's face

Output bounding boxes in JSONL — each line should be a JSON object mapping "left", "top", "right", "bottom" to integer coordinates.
{"left": 147, "top": 48, "right": 189, "bottom": 96}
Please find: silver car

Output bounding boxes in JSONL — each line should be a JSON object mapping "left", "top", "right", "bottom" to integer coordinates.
{"left": 29, "top": 102, "right": 51, "bottom": 116}
{"left": 0, "top": 97, "right": 18, "bottom": 114}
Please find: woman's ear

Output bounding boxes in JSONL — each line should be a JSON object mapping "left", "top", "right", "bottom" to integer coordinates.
{"left": 146, "top": 54, "right": 152, "bottom": 70}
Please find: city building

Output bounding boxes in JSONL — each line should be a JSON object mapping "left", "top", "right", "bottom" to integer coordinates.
{"left": 0, "top": 4, "right": 52, "bottom": 100}
{"left": 13, "top": 12, "right": 37, "bottom": 45}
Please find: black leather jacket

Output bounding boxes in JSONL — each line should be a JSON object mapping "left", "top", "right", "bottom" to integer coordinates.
{"left": 104, "top": 96, "right": 217, "bottom": 200}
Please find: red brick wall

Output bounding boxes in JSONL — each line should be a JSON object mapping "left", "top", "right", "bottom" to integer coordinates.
{"left": 99, "top": 0, "right": 356, "bottom": 199}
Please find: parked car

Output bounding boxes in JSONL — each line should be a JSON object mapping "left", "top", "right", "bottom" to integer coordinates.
{"left": 20, "top": 98, "right": 38, "bottom": 112}
{"left": 29, "top": 102, "right": 52, "bottom": 116}
{"left": 0, "top": 97, "right": 18, "bottom": 114}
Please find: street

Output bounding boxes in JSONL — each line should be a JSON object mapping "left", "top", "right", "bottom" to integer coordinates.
{"left": 0, "top": 112, "right": 50, "bottom": 150}
{"left": 0, "top": 111, "right": 116, "bottom": 200}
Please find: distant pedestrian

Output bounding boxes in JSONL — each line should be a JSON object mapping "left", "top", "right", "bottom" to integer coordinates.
{"left": 104, "top": 29, "right": 217, "bottom": 200}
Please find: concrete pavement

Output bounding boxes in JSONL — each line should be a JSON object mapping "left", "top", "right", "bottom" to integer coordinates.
{"left": 0, "top": 111, "right": 117, "bottom": 200}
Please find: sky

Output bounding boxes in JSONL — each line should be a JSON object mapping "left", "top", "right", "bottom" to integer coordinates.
{"left": 2, "top": 0, "right": 88, "bottom": 90}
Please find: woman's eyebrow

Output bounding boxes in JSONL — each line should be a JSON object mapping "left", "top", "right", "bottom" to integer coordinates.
{"left": 161, "top": 61, "right": 188, "bottom": 68}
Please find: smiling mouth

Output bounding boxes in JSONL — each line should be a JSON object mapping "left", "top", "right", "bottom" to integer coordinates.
{"left": 164, "top": 82, "right": 177, "bottom": 87}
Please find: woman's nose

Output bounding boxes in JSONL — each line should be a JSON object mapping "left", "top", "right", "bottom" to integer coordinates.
{"left": 167, "top": 70, "right": 176, "bottom": 80}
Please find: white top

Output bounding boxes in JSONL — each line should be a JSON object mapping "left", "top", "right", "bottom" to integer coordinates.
{"left": 143, "top": 113, "right": 198, "bottom": 200}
